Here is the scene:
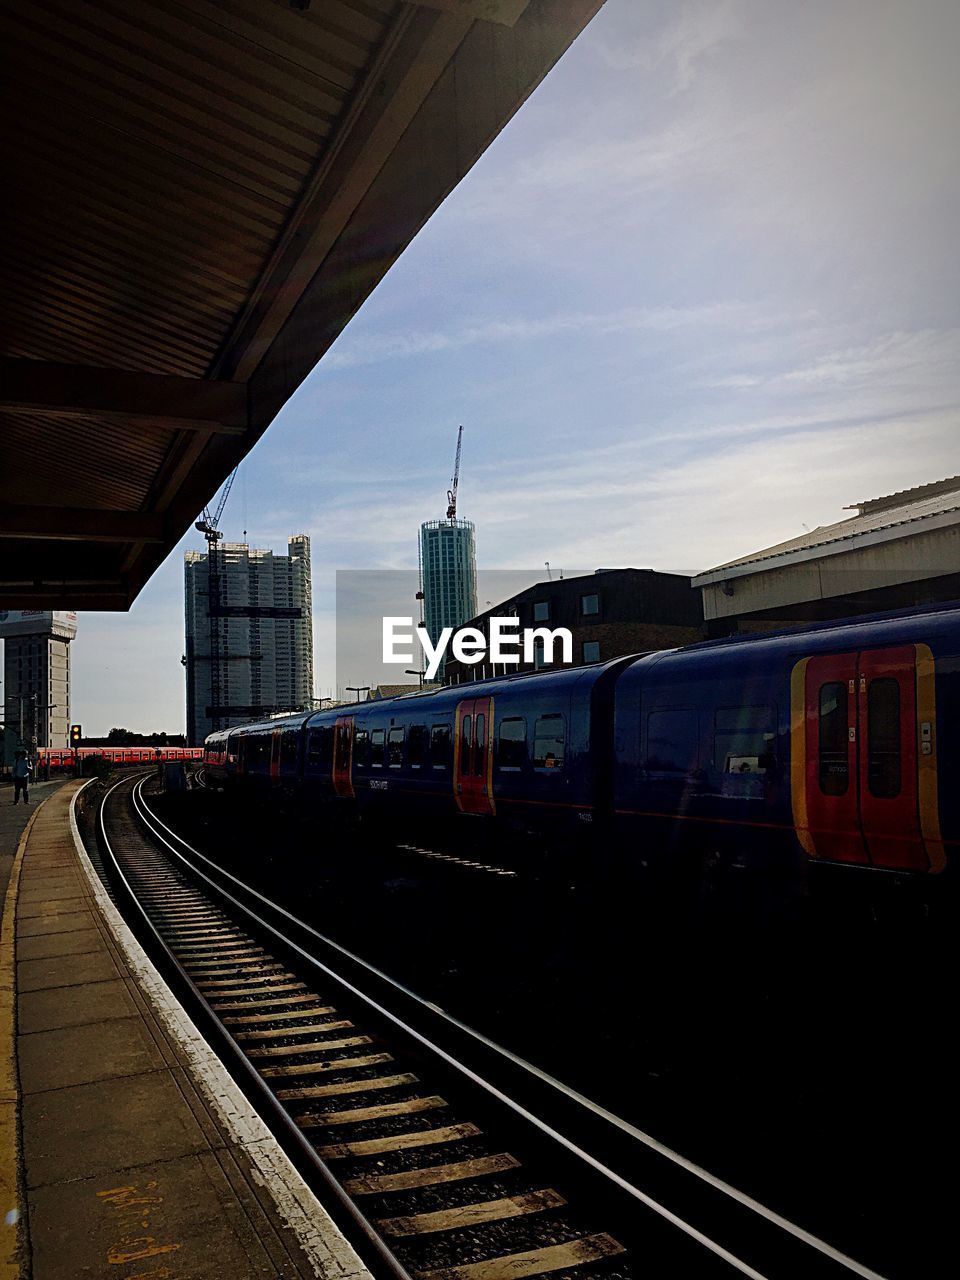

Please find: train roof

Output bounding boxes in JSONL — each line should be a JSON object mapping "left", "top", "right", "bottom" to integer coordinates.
{"left": 682, "top": 597, "right": 960, "bottom": 653}
{"left": 205, "top": 711, "right": 313, "bottom": 743}
{"left": 620, "top": 599, "right": 960, "bottom": 681}
{"left": 305, "top": 656, "right": 637, "bottom": 725}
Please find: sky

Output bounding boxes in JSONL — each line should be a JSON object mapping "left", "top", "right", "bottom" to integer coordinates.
{"left": 60, "top": 0, "right": 960, "bottom": 733}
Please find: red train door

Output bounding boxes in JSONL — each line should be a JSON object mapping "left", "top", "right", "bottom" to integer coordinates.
{"left": 802, "top": 653, "right": 866, "bottom": 864}
{"left": 333, "top": 717, "right": 355, "bottom": 798}
{"left": 794, "top": 644, "right": 941, "bottom": 871}
{"left": 857, "top": 646, "right": 926, "bottom": 870}
{"left": 454, "top": 698, "right": 495, "bottom": 816}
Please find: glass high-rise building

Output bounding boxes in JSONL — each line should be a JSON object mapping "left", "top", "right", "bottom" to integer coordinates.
{"left": 419, "top": 519, "right": 478, "bottom": 657}
{"left": 184, "top": 535, "right": 313, "bottom": 745}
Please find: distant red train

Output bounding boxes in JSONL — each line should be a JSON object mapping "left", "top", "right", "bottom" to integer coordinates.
{"left": 36, "top": 746, "right": 203, "bottom": 772}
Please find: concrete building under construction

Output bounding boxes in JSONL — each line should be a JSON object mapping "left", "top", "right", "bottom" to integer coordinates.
{"left": 184, "top": 536, "right": 313, "bottom": 746}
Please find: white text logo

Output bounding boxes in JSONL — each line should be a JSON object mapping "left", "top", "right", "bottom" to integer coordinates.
{"left": 383, "top": 617, "right": 573, "bottom": 680}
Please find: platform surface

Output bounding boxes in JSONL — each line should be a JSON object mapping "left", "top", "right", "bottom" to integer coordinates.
{"left": 3, "top": 781, "right": 352, "bottom": 1279}
{"left": 0, "top": 781, "right": 66, "bottom": 906}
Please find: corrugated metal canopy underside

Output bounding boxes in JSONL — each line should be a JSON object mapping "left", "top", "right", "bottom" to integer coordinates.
{"left": 1, "top": 0, "right": 602, "bottom": 608}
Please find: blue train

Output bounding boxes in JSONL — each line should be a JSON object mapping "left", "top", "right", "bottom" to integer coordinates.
{"left": 204, "top": 603, "right": 960, "bottom": 880}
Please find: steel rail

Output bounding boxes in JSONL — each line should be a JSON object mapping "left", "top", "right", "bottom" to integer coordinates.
{"left": 97, "top": 776, "right": 417, "bottom": 1280}
{"left": 133, "top": 780, "right": 889, "bottom": 1280}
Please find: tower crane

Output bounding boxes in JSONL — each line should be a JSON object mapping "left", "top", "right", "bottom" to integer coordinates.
{"left": 195, "top": 467, "right": 238, "bottom": 733}
{"left": 195, "top": 467, "right": 238, "bottom": 546}
{"left": 446, "top": 425, "right": 463, "bottom": 521}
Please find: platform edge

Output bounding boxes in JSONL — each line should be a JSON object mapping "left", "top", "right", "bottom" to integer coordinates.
{"left": 67, "top": 780, "right": 373, "bottom": 1280}
{"left": 1, "top": 796, "right": 50, "bottom": 1279}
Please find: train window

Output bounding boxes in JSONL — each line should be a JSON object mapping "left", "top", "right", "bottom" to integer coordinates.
{"left": 281, "top": 732, "right": 299, "bottom": 767}
{"left": 388, "top": 727, "right": 405, "bottom": 767}
{"left": 408, "top": 725, "right": 427, "bottom": 767}
{"left": 867, "top": 678, "right": 901, "bottom": 798}
{"left": 533, "top": 714, "right": 564, "bottom": 769}
{"left": 461, "top": 714, "right": 472, "bottom": 771}
{"left": 646, "top": 710, "right": 698, "bottom": 774}
{"left": 371, "top": 729, "right": 386, "bottom": 767}
{"left": 430, "top": 724, "right": 451, "bottom": 768}
{"left": 818, "top": 683, "right": 848, "bottom": 796}
{"left": 473, "top": 714, "right": 486, "bottom": 776}
{"left": 353, "top": 728, "right": 369, "bottom": 768}
{"left": 714, "top": 706, "right": 775, "bottom": 773}
{"left": 497, "top": 717, "right": 526, "bottom": 770}
{"left": 307, "top": 727, "right": 333, "bottom": 768}
{"left": 334, "top": 724, "right": 352, "bottom": 769}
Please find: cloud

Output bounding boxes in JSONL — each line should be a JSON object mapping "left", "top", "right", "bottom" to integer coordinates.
{"left": 323, "top": 302, "right": 760, "bottom": 369}
{"left": 698, "top": 328, "right": 960, "bottom": 420}
{"left": 473, "top": 406, "right": 958, "bottom": 573}
{"left": 777, "top": 329, "right": 960, "bottom": 389}
{"left": 591, "top": 0, "right": 744, "bottom": 92}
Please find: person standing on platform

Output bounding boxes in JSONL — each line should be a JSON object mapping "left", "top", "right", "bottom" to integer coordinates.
{"left": 12, "top": 750, "right": 32, "bottom": 804}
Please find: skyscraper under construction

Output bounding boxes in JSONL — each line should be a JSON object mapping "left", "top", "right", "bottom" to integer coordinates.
{"left": 184, "top": 535, "right": 313, "bottom": 745}
{"left": 418, "top": 428, "right": 478, "bottom": 663}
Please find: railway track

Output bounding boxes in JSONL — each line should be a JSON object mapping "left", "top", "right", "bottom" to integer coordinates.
{"left": 92, "top": 774, "right": 889, "bottom": 1280}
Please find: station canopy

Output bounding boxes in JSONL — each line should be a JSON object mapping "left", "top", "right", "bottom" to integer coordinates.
{"left": 1, "top": 0, "right": 601, "bottom": 609}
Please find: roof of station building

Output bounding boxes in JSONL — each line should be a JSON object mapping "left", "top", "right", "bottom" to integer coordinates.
{"left": 695, "top": 476, "right": 960, "bottom": 584}
{"left": 1, "top": 0, "right": 601, "bottom": 609}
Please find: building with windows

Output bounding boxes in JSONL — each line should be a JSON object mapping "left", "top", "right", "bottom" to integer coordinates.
{"left": 184, "top": 535, "right": 313, "bottom": 745}
{"left": 0, "top": 610, "right": 77, "bottom": 753}
{"left": 442, "top": 568, "right": 703, "bottom": 684}
{"left": 419, "top": 518, "right": 478, "bottom": 658}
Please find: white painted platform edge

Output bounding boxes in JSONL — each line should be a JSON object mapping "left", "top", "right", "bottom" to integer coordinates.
{"left": 68, "top": 782, "right": 372, "bottom": 1280}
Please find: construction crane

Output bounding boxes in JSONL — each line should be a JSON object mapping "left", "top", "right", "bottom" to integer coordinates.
{"left": 446, "top": 425, "right": 463, "bottom": 520}
{"left": 195, "top": 467, "right": 238, "bottom": 546}
{"left": 195, "top": 467, "right": 238, "bottom": 733}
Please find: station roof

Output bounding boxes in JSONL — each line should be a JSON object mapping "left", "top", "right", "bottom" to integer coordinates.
{"left": 1, "top": 0, "right": 601, "bottom": 610}
{"left": 695, "top": 477, "right": 960, "bottom": 585}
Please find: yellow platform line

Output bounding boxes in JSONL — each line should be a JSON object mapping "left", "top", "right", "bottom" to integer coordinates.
{"left": 1, "top": 797, "right": 52, "bottom": 1279}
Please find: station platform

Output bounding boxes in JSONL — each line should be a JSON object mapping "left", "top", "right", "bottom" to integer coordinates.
{"left": 1, "top": 781, "right": 370, "bottom": 1280}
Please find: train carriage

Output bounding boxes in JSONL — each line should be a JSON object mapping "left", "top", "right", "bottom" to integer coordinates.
{"left": 288, "top": 659, "right": 633, "bottom": 841}
{"left": 35, "top": 746, "right": 203, "bottom": 773}
{"left": 613, "top": 606, "right": 958, "bottom": 877}
{"left": 205, "top": 603, "right": 960, "bottom": 882}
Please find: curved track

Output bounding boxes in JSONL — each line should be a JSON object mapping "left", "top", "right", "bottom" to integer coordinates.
{"left": 92, "top": 775, "right": 889, "bottom": 1280}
